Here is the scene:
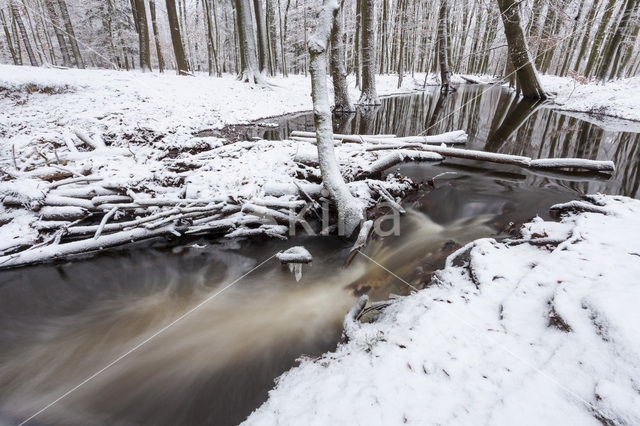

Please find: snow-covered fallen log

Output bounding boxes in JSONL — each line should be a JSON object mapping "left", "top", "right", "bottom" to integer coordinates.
{"left": 0, "top": 226, "right": 174, "bottom": 269}
{"left": 529, "top": 158, "right": 615, "bottom": 173}
{"left": 289, "top": 130, "right": 467, "bottom": 145}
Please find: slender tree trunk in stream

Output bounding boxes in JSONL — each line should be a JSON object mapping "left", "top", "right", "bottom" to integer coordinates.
{"left": 309, "top": 0, "right": 364, "bottom": 236}
{"left": 496, "top": 0, "right": 547, "bottom": 99}
{"left": 358, "top": 0, "right": 379, "bottom": 105}
{"left": 437, "top": 0, "right": 451, "bottom": 92}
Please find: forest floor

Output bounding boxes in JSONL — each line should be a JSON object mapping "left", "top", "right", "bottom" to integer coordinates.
{"left": 246, "top": 194, "right": 640, "bottom": 425}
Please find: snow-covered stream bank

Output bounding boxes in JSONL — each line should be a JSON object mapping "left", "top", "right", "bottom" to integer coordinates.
{"left": 246, "top": 195, "right": 640, "bottom": 425}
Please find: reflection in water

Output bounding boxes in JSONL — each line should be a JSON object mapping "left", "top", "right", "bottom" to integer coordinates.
{"left": 255, "top": 85, "right": 640, "bottom": 198}
{"left": 2, "top": 85, "right": 639, "bottom": 425}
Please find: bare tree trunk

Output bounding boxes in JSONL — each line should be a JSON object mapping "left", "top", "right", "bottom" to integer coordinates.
{"left": 43, "top": 0, "right": 70, "bottom": 66}
{"left": 353, "top": 0, "right": 361, "bottom": 88}
{"left": 330, "top": 0, "right": 353, "bottom": 112}
{"left": 309, "top": 0, "right": 363, "bottom": 236}
{"left": 56, "top": 0, "right": 82, "bottom": 68}
{"left": 358, "top": 0, "right": 379, "bottom": 105}
{"left": 597, "top": 0, "right": 639, "bottom": 80}
{"left": 166, "top": 0, "right": 190, "bottom": 74}
{"left": 133, "top": 0, "right": 151, "bottom": 70}
{"left": 253, "top": 0, "right": 268, "bottom": 73}
{"left": 266, "top": 0, "right": 279, "bottom": 74}
{"left": 11, "top": 1, "right": 37, "bottom": 65}
{"left": 203, "top": 0, "right": 219, "bottom": 76}
{"left": 0, "top": 9, "right": 18, "bottom": 64}
{"left": 437, "top": 0, "right": 451, "bottom": 91}
{"left": 583, "top": 0, "right": 617, "bottom": 77}
{"left": 277, "top": 0, "right": 287, "bottom": 76}
{"left": 149, "top": 0, "right": 164, "bottom": 72}
{"left": 496, "top": 0, "right": 547, "bottom": 99}
{"left": 234, "top": 0, "right": 267, "bottom": 83}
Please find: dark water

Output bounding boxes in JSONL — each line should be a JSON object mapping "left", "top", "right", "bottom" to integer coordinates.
{"left": 1, "top": 85, "right": 639, "bottom": 426}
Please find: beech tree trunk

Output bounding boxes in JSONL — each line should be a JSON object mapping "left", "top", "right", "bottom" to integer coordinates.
{"left": 0, "top": 9, "right": 18, "bottom": 65}
{"left": 253, "top": 0, "right": 268, "bottom": 73}
{"left": 134, "top": 0, "right": 151, "bottom": 70}
{"left": 11, "top": 1, "right": 37, "bottom": 66}
{"left": 437, "top": 0, "right": 451, "bottom": 91}
{"left": 166, "top": 0, "right": 190, "bottom": 74}
{"left": 149, "top": 0, "right": 164, "bottom": 72}
{"left": 358, "top": 0, "right": 379, "bottom": 105}
{"left": 56, "top": 0, "right": 83, "bottom": 68}
{"left": 597, "top": 0, "right": 639, "bottom": 80}
{"left": 330, "top": 0, "right": 353, "bottom": 112}
{"left": 309, "top": 0, "right": 363, "bottom": 236}
{"left": 234, "top": 0, "right": 267, "bottom": 83}
{"left": 496, "top": 0, "right": 547, "bottom": 99}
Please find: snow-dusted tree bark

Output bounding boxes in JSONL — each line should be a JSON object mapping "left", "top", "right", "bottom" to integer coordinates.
{"left": 56, "top": 0, "right": 83, "bottom": 68}
{"left": 234, "top": 0, "right": 267, "bottom": 83}
{"left": 149, "top": 0, "right": 164, "bottom": 72}
{"left": 43, "top": 0, "right": 70, "bottom": 67}
{"left": 358, "top": 0, "right": 379, "bottom": 105}
{"left": 309, "top": 0, "right": 363, "bottom": 236}
{"left": 253, "top": 0, "right": 268, "bottom": 73}
{"left": 133, "top": 0, "right": 151, "bottom": 70}
{"left": 437, "top": 0, "right": 451, "bottom": 92}
{"left": 496, "top": 0, "right": 547, "bottom": 99}
{"left": 330, "top": 0, "right": 353, "bottom": 112}
{"left": 583, "top": 0, "right": 617, "bottom": 77}
{"left": 0, "top": 9, "right": 18, "bottom": 65}
{"left": 10, "top": 1, "right": 37, "bottom": 66}
{"left": 597, "top": 0, "right": 639, "bottom": 80}
{"left": 166, "top": 0, "right": 190, "bottom": 74}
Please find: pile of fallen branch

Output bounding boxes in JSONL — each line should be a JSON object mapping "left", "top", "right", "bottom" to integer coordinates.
{"left": 0, "top": 127, "right": 616, "bottom": 270}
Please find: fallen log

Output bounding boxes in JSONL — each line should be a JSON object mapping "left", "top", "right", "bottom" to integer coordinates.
{"left": 0, "top": 226, "right": 175, "bottom": 269}
{"left": 364, "top": 150, "right": 443, "bottom": 177}
{"left": 40, "top": 206, "right": 88, "bottom": 220}
{"left": 529, "top": 158, "right": 615, "bottom": 173}
{"left": 290, "top": 130, "right": 467, "bottom": 145}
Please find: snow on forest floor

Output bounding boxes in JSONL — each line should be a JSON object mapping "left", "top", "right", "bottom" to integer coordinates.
{"left": 541, "top": 75, "right": 640, "bottom": 122}
{"left": 246, "top": 194, "right": 640, "bottom": 425}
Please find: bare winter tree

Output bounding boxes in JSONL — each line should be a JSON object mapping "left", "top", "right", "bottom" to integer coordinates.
{"left": 149, "top": 0, "right": 164, "bottom": 72}
{"left": 0, "top": 9, "right": 18, "bottom": 65}
{"left": 44, "top": 0, "right": 71, "bottom": 67}
{"left": 234, "top": 0, "right": 267, "bottom": 83}
{"left": 358, "top": 0, "right": 379, "bottom": 105}
{"left": 57, "top": 0, "right": 83, "bottom": 68}
{"left": 253, "top": 0, "right": 268, "bottom": 73}
{"left": 309, "top": 0, "right": 363, "bottom": 236}
{"left": 10, "top": 1, "right": 37, "bottom": 66}
{"left": 496, "top": 0, "right": 547, "bottom": 99}
{"left": 330, "top": 0, "right": 353, "bottom": 112}
{"left": 437, "top": 0, "right": 451, "bottom": 92}
{"left": 133, "top": 0, "right": 151, "bottom": 70}
{"left": 165, "top": 0, "right": 190, "bottom": 74}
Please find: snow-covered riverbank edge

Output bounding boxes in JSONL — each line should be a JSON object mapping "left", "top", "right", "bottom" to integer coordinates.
{"left": 541, "top": 75, "right": 640, "bottom": 123}
{"left": 245, "top": 194, "right": 640, "bottom": 425}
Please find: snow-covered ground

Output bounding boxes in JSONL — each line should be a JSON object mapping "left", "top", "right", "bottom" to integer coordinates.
{"left": 246, "top": 194, "right": 640, "bottom": 425}
{"left": 541, "top": 75, "right": 640, "bottom": 122}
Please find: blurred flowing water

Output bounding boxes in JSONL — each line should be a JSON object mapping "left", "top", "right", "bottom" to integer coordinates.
{"left": 1, "top": 85, "right": 638, "bottom": 425}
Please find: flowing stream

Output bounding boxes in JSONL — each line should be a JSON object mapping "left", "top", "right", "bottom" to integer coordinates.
{"left": 1, "top": 85, "right": 639, "bottom": 425}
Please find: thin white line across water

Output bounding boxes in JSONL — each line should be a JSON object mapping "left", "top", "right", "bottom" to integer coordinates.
{"left": 17, "top": 252, "right": 278, "bottom": 426}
